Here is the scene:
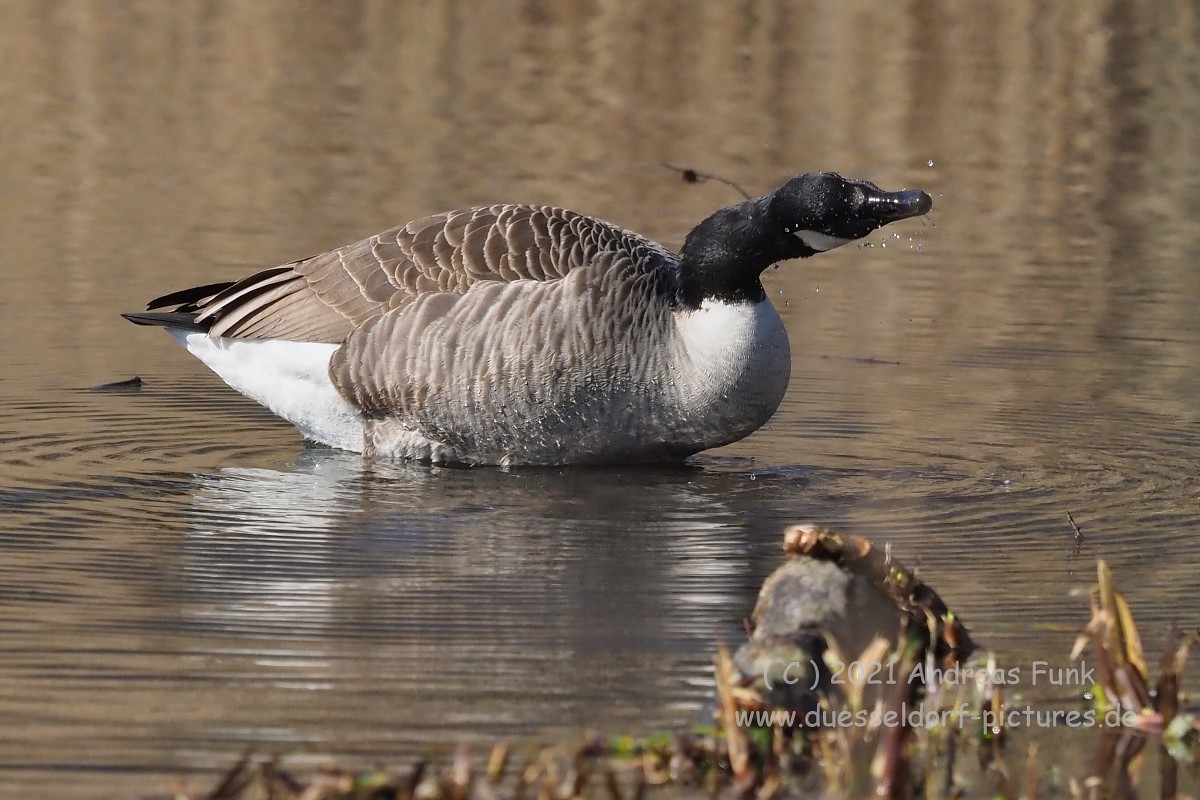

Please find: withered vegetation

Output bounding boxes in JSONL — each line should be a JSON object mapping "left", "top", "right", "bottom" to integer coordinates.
{"left": 137, "top": 528, "right": 1196, "bottom": 800}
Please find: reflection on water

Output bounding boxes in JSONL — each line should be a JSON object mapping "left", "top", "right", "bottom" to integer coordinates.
{"left": 0, "top": 447, "right": 780, "bottom": 793}
{"left": 0, "top": 0, "right": 1198, "bottom": 797}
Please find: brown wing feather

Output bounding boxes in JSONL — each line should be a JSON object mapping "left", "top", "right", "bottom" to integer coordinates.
{"left": 156, "top": 205, "right": 673, "bottom": 343}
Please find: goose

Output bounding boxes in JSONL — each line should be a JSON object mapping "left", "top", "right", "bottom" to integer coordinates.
{"left": 124, "top": 172, "right": 931, "bottom": 466}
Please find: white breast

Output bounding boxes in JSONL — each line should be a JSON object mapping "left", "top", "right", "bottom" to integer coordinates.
{"left": 668, "top": 298, "right": 791, "bottom": 446}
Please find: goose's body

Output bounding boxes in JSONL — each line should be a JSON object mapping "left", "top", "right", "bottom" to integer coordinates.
{"left": 126, "top": 174, "right": 931, "bottom": 465}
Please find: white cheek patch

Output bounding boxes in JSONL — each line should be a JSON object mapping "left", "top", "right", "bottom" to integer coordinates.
{"left": 793, "top": 229, "right": 851, "bottom": 252}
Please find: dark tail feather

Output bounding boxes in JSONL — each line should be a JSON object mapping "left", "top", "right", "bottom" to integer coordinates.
{"left": 121, "top": 311, "right": 208, "bottom": 332}
{"left": 125, "top": 282, "right": 232, "bottom": 331}
{"left": 146, "top": 281, "right": 236, "bottom": 312}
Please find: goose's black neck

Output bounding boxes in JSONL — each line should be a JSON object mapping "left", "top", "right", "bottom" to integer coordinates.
{"left": 676, "top": 195, "right": 812, "bottom": 309}
{"left": 673, "top": 172, "right": 934, "bottom": 310}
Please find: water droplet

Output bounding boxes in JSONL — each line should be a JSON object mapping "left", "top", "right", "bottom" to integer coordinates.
{"left": 784, "top": 300, "right": 789, "bottom": 307}
{"left": 916, "top": 243, "right": 923, "bottom": 252}
{"left": 891, "top": 232, "right": 900, "bottom": 239}
{"left": 778, "top": 289, "right": 784, "bottom": 296}
{"left": 926, "top": 159, "right": 934, "bottom": 167}
{"left": 880, "top": 241, "right": 887, "bottom": 248}
{"left": 749, "top": 473, "right": 757, "bottom": 481}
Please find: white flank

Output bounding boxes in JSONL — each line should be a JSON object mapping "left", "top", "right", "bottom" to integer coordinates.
{"left": 793, "top": 229, "right": 850, "bottom": 252}
{"left": 170, "top": 330, "right": 365, "bottom": 452}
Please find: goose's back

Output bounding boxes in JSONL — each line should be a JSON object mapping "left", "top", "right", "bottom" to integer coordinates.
{"left": 188, "top": 205, "right": 674, "bottom": 344}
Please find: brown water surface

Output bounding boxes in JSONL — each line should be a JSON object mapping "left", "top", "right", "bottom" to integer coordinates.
{"left": 1, "top": 2, "right": 1198, "bottom": 798}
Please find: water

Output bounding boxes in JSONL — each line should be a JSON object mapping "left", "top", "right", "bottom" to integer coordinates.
{"left": 1, "top": 2, "right": 1198, "bottom": 797}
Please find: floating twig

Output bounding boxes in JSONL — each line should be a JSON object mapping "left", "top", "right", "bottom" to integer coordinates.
{"left": 1067, "top": 511, "right": 1084, "bottom": 543}
{"left": 90, "top": 375, "right": 143, "bottom": 391}
{"left": 661, "top": 163, "right": 752, "bottom": 200}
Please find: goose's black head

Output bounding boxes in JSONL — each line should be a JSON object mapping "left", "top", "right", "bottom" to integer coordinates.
{"left": 677, "top": 172, "right": 932, "bottom": 309}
